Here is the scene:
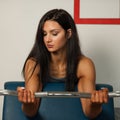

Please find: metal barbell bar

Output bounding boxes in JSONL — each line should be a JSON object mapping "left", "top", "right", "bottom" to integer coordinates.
{"left": 0, "top": 89, "right": 120, "bottom": 98}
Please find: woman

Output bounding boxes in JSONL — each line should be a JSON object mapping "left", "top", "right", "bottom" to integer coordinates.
{"left": 17, "top": 9, "right": 108, "bottom": 119}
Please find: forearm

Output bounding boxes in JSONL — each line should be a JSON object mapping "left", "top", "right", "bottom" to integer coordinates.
{"left": 22, "top": 98, "right": 40, "bottom": 117}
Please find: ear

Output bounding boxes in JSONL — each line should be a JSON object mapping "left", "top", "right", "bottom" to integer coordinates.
{"left": 66, "top": 29, "right": 72, "bottom": 39}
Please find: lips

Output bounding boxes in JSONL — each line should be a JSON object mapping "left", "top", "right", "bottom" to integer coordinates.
{"left": 47, "top": 44, "right": 54, "bottom": 48}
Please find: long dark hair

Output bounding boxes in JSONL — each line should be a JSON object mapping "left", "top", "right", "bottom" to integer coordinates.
{"left": 22, "top": 9, "right": 83, "bottom": 91}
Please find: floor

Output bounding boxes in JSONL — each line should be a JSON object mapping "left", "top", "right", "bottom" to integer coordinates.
{"left": 115, "top": 108, "right": 120, "bottom": 120}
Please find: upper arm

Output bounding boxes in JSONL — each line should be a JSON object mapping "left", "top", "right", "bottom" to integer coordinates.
{"left": 77, "top": 57, "right": 96, "bottom": 114}
{"left": 24, "top": 59, "right": 42, "bottom": 92}
{"left": 77, "top": 56, "right": 96, "bottom": 93}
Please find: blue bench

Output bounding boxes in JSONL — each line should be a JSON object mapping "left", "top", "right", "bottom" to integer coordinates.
{"left": 2, "top": 81, "right": 115, "bottom": 120}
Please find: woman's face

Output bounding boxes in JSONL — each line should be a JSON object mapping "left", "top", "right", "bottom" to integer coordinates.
{"left": 43, "top": 20, "right": 68, "bottom": 53}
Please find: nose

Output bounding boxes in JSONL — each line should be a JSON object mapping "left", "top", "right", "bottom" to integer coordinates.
{"left": 45, "top": 34, "right": 52, "bottom": 43}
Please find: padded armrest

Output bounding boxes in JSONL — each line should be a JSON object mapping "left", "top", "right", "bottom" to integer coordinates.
{"left": 2, "top": 81, "right": 115, "bottom": 120}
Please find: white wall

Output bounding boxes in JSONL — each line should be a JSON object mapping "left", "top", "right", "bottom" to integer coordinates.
{"left": 0, "top": 0, "right": 120, "bottom": 119}
{"left": 77, "top": 25, "right": 120, "bottom": 110}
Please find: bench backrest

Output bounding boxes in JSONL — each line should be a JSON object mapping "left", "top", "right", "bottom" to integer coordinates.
{"left": 2, "top": 81, "right": 115, "bottom": 120}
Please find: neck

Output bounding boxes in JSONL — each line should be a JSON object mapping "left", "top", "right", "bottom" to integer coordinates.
{"left": 50, "top": 52, "right": 67, "bottom": 78}
{"left": 50, "top": 51, "right": 67, "bottom": 65}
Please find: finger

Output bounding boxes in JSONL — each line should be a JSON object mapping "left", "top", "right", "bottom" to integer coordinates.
{"left": 23, "top": 90, "right": 27, "bottom": 103}
{"left": 31, "top": 91, "right": 35, "bottom": 103}
{"left": 17, "top": 87, "right": 24, "bottom": 102}
{"left": 91, "top": 90, "right": 102, "bottom": 103}
{"left": 17, "top": 87, "right": 25, "bottom": 92}
{"left": 27, "top": 90, "right": 31, "bottom": 103}
{"left": 24, "top": 89, "right": 35, "bottom": 103}
{"left": 102, "top": 88, "right": 109, "bottom": 103}
{"left": 95, "top": 91, "right": 99, "bottom": 103}
{"left": 91, "top": 90, "right": 96, "bottom": 103}
{"left": 99, "top": 90, "right": 104, "bottom": 103}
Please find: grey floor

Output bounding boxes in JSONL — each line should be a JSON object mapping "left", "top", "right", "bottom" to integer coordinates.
{"left": 115, "top": 108, "right": 120, "bottom": 120}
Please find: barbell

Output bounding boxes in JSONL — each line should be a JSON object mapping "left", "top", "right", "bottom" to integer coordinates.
{"left": 0, "top": 89, "right": 120, "bottom": 98}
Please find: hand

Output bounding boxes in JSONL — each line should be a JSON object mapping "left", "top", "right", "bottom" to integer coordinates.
{"left": 17, "top": 87, "right": 35, "bottom": 104}
{"left": 91, "top": 88, "right": 109, "bottom": 104}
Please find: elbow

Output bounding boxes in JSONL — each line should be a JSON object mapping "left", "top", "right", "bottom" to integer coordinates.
{"left": 84, "top": 111, "right": 100, "bottom": 119}
{"left": 83, "top": 106, "right": 102, "bottom": 119}
{"left": 21, "top": 104, "right": 38, "bottom": 118}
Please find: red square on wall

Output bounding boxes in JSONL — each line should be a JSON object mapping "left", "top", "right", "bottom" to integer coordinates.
{"left": 74, "top": 0, "right": 120, "bottom": 24}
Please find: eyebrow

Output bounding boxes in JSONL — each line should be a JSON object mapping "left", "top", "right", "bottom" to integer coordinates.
{"left": 43, "top": 29, "right": 61, "bottom": 32}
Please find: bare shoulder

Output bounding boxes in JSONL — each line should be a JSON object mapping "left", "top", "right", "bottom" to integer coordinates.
{"left": 25, "top": 58, "right": 40, "bottom": 71}
{"left": 79, "top": 56, "right": 95, "bottom": 67}
{"left": 77, "top": 56, "right": 95, "bottom": 78}
{"left": 25, "top": 58, "right": 37, "bottom": 67}
{"left": 24, "top": 58, "right": 40, "bottom": 82}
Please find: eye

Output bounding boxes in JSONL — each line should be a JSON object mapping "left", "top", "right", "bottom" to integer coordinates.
{"left": 52, "top": 31, "right": 58, "bottom": 36}
{"left": 43, "top": 32, "right": 47, "bottom": 36}
{"left": 52, "top": 33, "right": 57, "bottom": 36}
